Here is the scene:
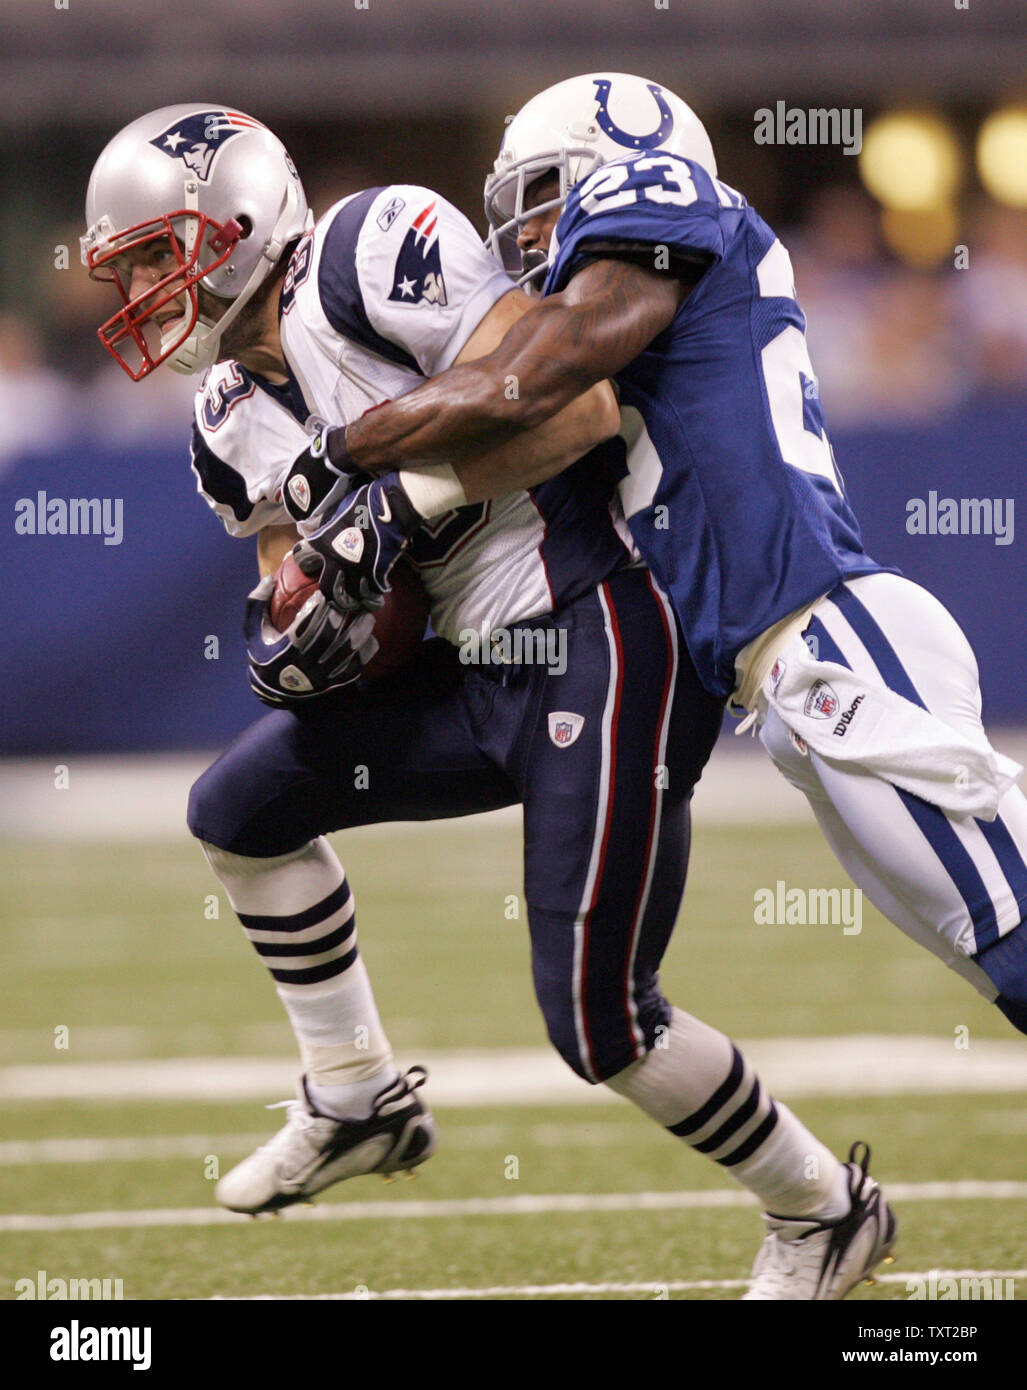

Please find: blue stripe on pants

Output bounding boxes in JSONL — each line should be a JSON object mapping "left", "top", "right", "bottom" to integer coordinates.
{"left": 827, "top": 583, "right": 1000, "bottom": 951}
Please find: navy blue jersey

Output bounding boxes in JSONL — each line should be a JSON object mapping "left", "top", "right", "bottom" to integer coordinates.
{"left": 545, "top": 151, "right": 885, "bottom": 698}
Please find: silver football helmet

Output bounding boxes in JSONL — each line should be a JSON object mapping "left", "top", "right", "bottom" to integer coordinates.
{"left": 485, "top": 73, "right": 717, "bottom": 287}
{"left": 81, "top": 104, "right": 312, "bottom": 379}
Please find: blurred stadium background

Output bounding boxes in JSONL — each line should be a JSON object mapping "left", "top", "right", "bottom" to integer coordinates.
{"left": 1, "top": 0, "right": 1025, "bottom": 1301}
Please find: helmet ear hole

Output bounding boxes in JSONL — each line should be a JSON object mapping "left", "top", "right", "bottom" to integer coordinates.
{"left": 236, "top": 215, "right": 253, "bottom": 239}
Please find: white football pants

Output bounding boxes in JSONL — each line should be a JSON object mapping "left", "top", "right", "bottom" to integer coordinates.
{"left": 757, "top": 572, "right": 1027, "bottom": 998}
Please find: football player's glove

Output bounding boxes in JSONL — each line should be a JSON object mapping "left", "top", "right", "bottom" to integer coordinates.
{"left": 292, "top": 472, "right": 423, "bottom": 611}
{"left": 281, "top": 424, "right": 369, "bottom": 526}
{"left": 244, "top": 573, "right": 378, "bottom": 706}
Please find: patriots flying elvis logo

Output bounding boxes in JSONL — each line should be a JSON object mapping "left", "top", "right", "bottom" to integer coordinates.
{"left": 592, "top": 79, "right": 675, "bottom": 149}
{"left": 388, "top": 202, "right": 448, "bottom": 306}
{"left": 149, "top": 110, "right": 264, "bottom": 183}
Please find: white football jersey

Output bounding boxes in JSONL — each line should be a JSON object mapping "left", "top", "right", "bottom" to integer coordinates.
{"left": 190, "top": 184, "right": 635, "bottom": 641}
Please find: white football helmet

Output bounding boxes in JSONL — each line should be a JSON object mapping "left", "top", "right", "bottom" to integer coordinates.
{"left": 81, "top": 104, "right": 312, "bottom": 379}
{"left": 485, "top": 73, "right": 717, "bottom": 286}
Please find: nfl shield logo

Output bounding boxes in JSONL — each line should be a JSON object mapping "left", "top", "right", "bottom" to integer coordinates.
{"left": 288, "top": 475, "right": 312, "bottom": 515}
{"left": 279, "top": 664, "right": 313, "bottom": 694}
{"left": 548, "top": 711, "right": 585, "bottom": 748}
{"left": 803, "top": 680, "right": 839, "bottom": 719}
{"left": 332, "top": 527, "right": 365, "bottom": 563}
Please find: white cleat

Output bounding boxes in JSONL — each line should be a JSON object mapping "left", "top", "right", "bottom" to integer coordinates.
{"left": 742, "top": 1142, "right": 897, "bottom": 1300}
{"left": 216, "top": 1065, "right": 436, "bottom": 1215}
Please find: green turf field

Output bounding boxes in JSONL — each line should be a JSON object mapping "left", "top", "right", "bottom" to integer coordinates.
{"left": 2, "top": 820, "right": 1024, "bottom": 1300}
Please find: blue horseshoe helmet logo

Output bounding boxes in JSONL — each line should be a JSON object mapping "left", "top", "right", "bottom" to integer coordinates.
{"left": 592, "top": 79, "right": 675, "bottom": 149}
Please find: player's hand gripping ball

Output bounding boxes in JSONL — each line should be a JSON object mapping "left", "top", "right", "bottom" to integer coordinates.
{"left": 355, "top": 556, "right": 431, "bottom": 681}
{"left": 293, "top": 471, "right": 424, "bottom": 610}
{"left": 252, "top": 550, "right": 430, "bottom": 706}
{"left": 245, "top": 560, "right": 375, "bottom": 706}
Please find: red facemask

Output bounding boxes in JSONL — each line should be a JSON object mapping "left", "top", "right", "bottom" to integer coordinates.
{"left": 85, "top": 211, "right": 243, "bottom": 380}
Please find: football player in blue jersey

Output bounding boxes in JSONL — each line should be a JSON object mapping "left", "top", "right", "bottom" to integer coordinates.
{"left": 83, "top": 101, "right": 899, "bottom": 1299}
{"left": 295, "top": 73, "right": 1027, "bottom": 1292}
{"left": 325, "top": 72, "right": 1027, "bottom": 1043}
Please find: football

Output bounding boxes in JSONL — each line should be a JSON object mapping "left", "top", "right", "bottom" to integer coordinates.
{"left": 269, "top": 551, "right": 430, "bottom": 682}
{"left": 268, "top": 552, "right": 320, "bottom": 631}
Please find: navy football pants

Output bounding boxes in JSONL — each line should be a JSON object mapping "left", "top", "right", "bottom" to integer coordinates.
{"left": 188, "top": 568, "right": 724, "bottom": 1082}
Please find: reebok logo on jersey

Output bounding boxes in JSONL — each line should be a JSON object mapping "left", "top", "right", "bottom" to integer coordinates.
{"left": 832, "top": 694, "right": 865, "bottom": 737}
{"left": 376, "top": 196, "right": 406, "bottom": 232}
{"left": 388, "top": 202, "right": 448, "bottom": 306}
{"left": 548, "top": 712, "right": 585, "bottom": 747}
{"left": 804, "top": 680, "right": 839, "bottom": 719}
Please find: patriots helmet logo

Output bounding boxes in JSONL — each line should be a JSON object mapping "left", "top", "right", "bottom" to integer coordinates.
{"left": 148, "top": 109, "right": 264, "bottom": 183}
{"left": 592, "top": 79, "right": 675, "bottom": 150}
{"left": 388, "top": 202, "right": 448, "bottom": 306}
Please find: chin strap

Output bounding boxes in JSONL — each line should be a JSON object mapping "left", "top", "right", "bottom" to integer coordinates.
{"left": 166, "top": 181, "right": 314, "bottom": 375}
{"left": 165, "top": 314, "right": 220, "bottom": 375}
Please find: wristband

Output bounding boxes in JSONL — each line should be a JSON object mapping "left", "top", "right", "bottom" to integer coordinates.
{"left": 399, "top": 464, "right": 468, "bottom": 519}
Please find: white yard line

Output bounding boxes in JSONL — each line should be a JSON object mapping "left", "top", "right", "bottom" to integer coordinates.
{"left": 218, "top": 1269, "right": 1027, "bottom": 1300}
{"left": 30, "top": 736, "right": 1027, "bottom": 838}
{"left": 0, "top": 1123, "right": 639, "bottom": 1166}
{"left": 0, "top": 1134, "right": 270, "bottom": 1165}
{"left": 3, "top": 1181, "right": 1026, "bottom": 1235}
{"left": 2, "top": 1036, "right": 1025, "bottom": 1104}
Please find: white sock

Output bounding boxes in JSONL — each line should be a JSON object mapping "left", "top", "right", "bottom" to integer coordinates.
{"left": 201, "top": 837, "right": 396, "bottom": 1118}
{"left": 305, "top": 1071, "right": 399, "bottom": 1120}
{"left": 605, "top": 1007, "right": 848, "bottom": 1220}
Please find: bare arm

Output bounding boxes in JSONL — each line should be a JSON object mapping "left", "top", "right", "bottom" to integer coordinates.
{"left": 443, "top": 287, "right": 620, "bottom": 501}
{"left": 345, "top": 260, "right": 686, "bottom": 498}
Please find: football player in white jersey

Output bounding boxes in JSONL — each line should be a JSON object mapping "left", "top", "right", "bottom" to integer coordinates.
{"left": 82, "top": 105, "right": 897, "bottom": 1299}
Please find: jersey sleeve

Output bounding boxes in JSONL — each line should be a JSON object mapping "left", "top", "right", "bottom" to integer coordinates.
{"left": 545, "top": 153, "right": 729, "bottom": 295}
{"left": 189, "top": 364, "right": 307, "bottom": 538}
{"left": 316, "top": 185, "right": 514, "bottom": 378}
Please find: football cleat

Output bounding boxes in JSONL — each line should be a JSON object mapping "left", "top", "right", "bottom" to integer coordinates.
{"left": 216, "top": 1065, "right": 436, "bottom": 1215}
{"left": 741, "top": 1142, "right": 897, "bottom": 1300}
